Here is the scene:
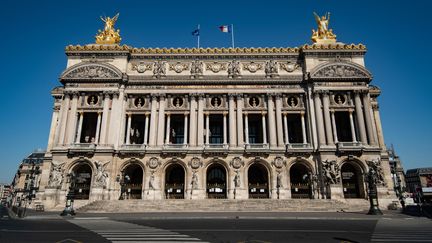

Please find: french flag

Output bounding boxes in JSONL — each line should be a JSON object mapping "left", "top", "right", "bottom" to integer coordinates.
{"left": 219, "top": 25, "right": 231, "bottom": 33}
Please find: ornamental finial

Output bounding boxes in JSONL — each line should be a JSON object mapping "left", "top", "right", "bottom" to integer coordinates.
{"left": 311, "top": 12, "right": 337, "bottom": 44}
{"left": 95, "top": 13, "right": 121, "bottom": 45}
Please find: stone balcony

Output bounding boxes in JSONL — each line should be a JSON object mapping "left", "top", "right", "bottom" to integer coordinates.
{"left": 285, "top": 143, "right": 313, "bottom": 154}
{"left": 336, "top": 142, "right": 363, "bottom": 153}
{"left": 67, "top": 143, "right": 96, "bottom": 156}
{"left": 203, "top": 144, "right": 229, "bottom": 156}
{"left": 244, "top": 143, "right": 270, "bottom": 156}
{"left": 119, "top": 144, "right": 146, "bottom": 156}
{"left": 161, "top": 144, "right": 189, "bottom": 156}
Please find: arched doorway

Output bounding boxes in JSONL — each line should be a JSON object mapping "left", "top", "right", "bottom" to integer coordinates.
{"left": 248, "top": 163, "right": 269, "bottom": 199}
{"left": 123, "top": 163, "right": 144, "bottom": 199}
{"left": 72, "top": 163, "right": 92, "bottom": 200}
{"left": 290, "top": 163, "right": 312, "bottom": 199}
{"left": 165, "top": 164, "right": 185, "bottom": 199}
{"left": 341, "top": 162, "right": 365, "bottom": 198}
{"left": 206, "top": 164, "right": 227, "bottom": 199}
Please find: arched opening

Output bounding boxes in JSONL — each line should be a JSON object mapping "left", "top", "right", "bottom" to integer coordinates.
{"left": 165, "top": 164, "right": 185, "bottom": 199}
{"left": 290, "top": 163, "right": 312, "bottom": 199}
{"left": 206, "top": 163, "right": 227, "bottom": 199}
{"left": 122, "top": 163, "right": 144, "bottom": 199}
{"left": 72, "top": 163, "right": 92, "bottom": 200}
{"left": 248, "top": 163, "right": 269, "bottom": 199}
{"left": 341, "top": 162, "right": 365, "bottom": 198}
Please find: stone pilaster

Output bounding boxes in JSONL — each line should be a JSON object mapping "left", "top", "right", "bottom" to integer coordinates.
{"left": 313, "top": 91, "right": 326, "bottom": 146}
{"left": 148, "top": 95, "right": 158, "bottom": 146}
{"left": 66, "top": 92, "right": 79, "bottom": 144}
{"left": 267, "top": 94, "right": 277, "bottom": 147}
{"left": 236, "top": 95, "right": 244, "bottom": 147}
{"left": 156, "top": 95, "right": 166, "bottom": 146}
{"left": 354, "top": 90, "right": 367, "bottom": 144}
{"left": 228, "top": 94, "right": 237, "bottom": 147}
{"left": 275, "top": 95, "right": 284, "bottom": 147}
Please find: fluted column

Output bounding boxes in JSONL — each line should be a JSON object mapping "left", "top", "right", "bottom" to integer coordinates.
{"left": 118, "top": 95, "right": 127, "bottom": 146}
{"left": 55, "top": 94, "right": 70, "bottom": 145}
{"left": 228, "top": 94, "right": 237, "bottom": 147}
{"left": 362, "top": 92, "right": 376, "bottom": 145}
{"left": 205, "top": 112, "right": 210, "bottom": 145}
{"left": 156, "top": 96, "right": 166, "bottom": 146}
{"left": 148, "top": 95, "right": 158, "bottom": 146}
{"left": 144, "top": 113, "right": 149, "bottom": 145}
{"left": 75, "top": 111, "right": 84, "bottom": 143}
{"left": 275, "top": 95, "right": 284, "bottom": 147}
{"left": 99, "top": 92, "right": 110, "bottom": 144}
{"left": 244, "top": 113, "right": 249, "bottom": 144}
{"left": 126, "top": 113, "right": 132, "bottom": 145}
{"left": 283, "top": 112, "right": 289, "bottom": 144}
{"left": 66, "top": 92, "right": 79, "bottom": 144}
{"left": 183, "top": 113, "right": 188, "bottom": 144}
{"left": 223, "top": 112, "right": 228, "bottom": 145}
{"left": 331, "top": 109, "right": 338, "bottom": 143}
{"left": 313, "top": 92, "right": 326, "bottom": 146}
{"left": 354, "top": 91, "right": 367, "bottom": 144}
{"left": 189, "top": 95, "right": 197, "bottom": 146}
{"left": 372, "top": 104, "right": 385, "bottom": 148}
{"left": 165, "top": 113, "right": 171, "bottom": 144}
{"left": 349, "top": 109, "right": 357, "bottom": 142}
{"left": 236, "top": 95, "right": 244, "bottom": 147}
{"left": 267, "top": 95, "right": 277, "bottom": 147}
{"left": 197, "top": 95, "right": 204, "bottom": 146}
{"left": 262, "top": 112, "right": 267, "bottom": 144}
{"left": 322, "top": 92, "right": 334, "bottom": 145}
{"left": 47, "top": 107, "right": 59, "bottom": 150}
{"left": 95, "top": 112, "right": 102, "bottom": 144}
{"left": 301, "top": 112, "right": 307, "bottom": 144}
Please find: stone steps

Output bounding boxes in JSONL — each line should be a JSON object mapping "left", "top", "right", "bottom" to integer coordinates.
{"left": 78, "top": 199, "right": 370, "bottom": 213}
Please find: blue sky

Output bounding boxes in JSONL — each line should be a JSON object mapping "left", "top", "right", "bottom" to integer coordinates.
{"left": 0, "top": 0, "right": 431, "bottom": 183}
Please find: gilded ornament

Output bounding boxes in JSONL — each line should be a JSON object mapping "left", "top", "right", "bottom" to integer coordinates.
{"left": 95, "top": 13, "right": 121, "bottom": 45}
{"left": 311, "top": 12, "right": 337, "bottom": 44}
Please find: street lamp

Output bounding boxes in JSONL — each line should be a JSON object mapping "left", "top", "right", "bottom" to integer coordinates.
{"left": 61, "top": 172, "right": 76, "bottom": 216}
{"left": 117, "top": 172, "right": 130, "bottom": 200}
{"left": 367, "top": 168, "right": 383, "bottom": 215}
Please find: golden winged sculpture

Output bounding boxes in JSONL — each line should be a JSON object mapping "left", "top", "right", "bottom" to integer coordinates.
{"left": 95, "top": 13, "right": 121, "bottom": 45}
{"left": 311, "top": 12, "right": 337, "bottom": 44}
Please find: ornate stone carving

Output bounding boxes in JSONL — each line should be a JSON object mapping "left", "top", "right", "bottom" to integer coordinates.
{"left": 63, "top": 65, "right": 121, "bottom": 79}
{"left": 276, "top": 172, "right": 283, "bottom": 188}
{"left": 191, "top": 171, "right": 198, "bottom": 190}
{"left": 153, "top": 60, "right": 166, "bottom": 78}
{"left": 322, "top": 159, "right": 340, "bottom": 185}
{"left": 190, "top": 59, "right": 203, "bottom": 78}
{"left": 189, "top": 157, "right": 203, "bottom": 169}
{"left": 169, "top": 62, "right": 189, "bottom": 73}
{"left": 230, "top": 157, "right": 244, "bottom": 169}
{"left": 310, "top": 62, "right": 372, "bottom": 80}
{"left": 148, "top": 171, "right": 156, "bottom": 190}
{"left": 280, "top": 62, "right": 299, "bottom": 72}
{"left": 366, "top": 159, "right": 386, "bottom": 186}
{"left": 265, "top": 60, "right": 278, "bottom": 78}
{"left": 243, "top": 62, "right": 263, "bottom": 73}
{"left": 95, "top": 13, "right": 121, "bottom": 45}
{"left": 227, "top": 60, "right": 241, "bottom": 78}
{"left": 234, "top": 170, "right": 241, "bottom": 187}
{"left": 132, "top": 62, "right": 152, "bottom": 73}
{"left": 147, "top": 157, "right": 161, "bottom": 169}
{"left": 48, "top": 162, "right": 65, "bottom": 188}
{"left": 206, "top": 62, "right": 227, "bottom": 73}
{"left": 272, "top": 157, "right": 286, "bottom": 169}
{"left": 94, "top": 161, "right": 110, "bottom": 188}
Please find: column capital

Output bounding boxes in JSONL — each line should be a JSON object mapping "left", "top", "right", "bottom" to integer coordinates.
{"left": 97, "top": 111, "right": 102, "bottom": 115}
{"left": 150, "top": 94, "right": 158, "bottom": 100}
{"left": 372, "top": 103, "right": 379, "bottom": 110}
{"left": 223, "top": 111, "right": 228, "bottom": 116}
{"left": 166, "top": 112, "right": 171, "bottom": 116}
{"left": 348, "top": 109, "right": 354, "bottom": 113}
{"left": 322, "top": 90, "right": 330, "bottom": 96}
{"left": 261, "top": 111, "right": 267, "bottom": 116}
{"left": 228, "top": 93, "right": 236, "bottom": 99}
{"left": 127, "top": 112, "right": 132, "bottom": 117}
{"left": 244, "top": 111, "right": 248, "bottom": 116}
{"left": 184, "top": 112, "right": 190, "bottom": 116}
{"left": 79, "top": 111, "right": 84, "bottom": 115}
{"left": 236, "top": 93, "right": 244, "bottom": 99}
{"left": 102, "top": 91, "right": 111, "bottom": 99}
{"left": 145, "top": 112, "right": 151, "bottom": 116}
{"left": 330, "top": 109, "right": 335, "bottom": 113}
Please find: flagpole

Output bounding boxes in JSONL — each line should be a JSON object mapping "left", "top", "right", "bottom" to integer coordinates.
{"left": 197, "top": 24, "right": 200, "bottom": 48}
{"left": 231, "top": 24, "right": 235, "bottom": 48}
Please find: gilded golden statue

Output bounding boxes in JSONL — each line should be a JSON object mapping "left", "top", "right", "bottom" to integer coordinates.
{"left": 95, "top": 13, "right": 121, "bottom": 45}
{"left": 311, "top": 12, "right": 337, "bottom": 44}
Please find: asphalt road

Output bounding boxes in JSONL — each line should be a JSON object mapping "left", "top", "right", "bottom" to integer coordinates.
{"left": 1, "top": 206, "right": 432, "bottom": 243}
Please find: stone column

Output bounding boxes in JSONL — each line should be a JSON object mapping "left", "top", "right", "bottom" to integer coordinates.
{"left": 95, "top": 112, "right": 102, "bottom": 144}
{"left": 354, "top": 91, "right": 367, "bottom": 144}
{"left": 313, "top": 92, "right": 326, "bottom": 146}
{"left": 126, "top": 113, "right": 132, "bottom": 145}
{"left": 47, "top": 107, "right": 59, "bottom": 150}
{"left": 223, "top": 112, "right": 227, "bottom": 145}
{"left": 66, "top": 92, "right": 79, "bottom": 144}
{"left": 144, "top": 113, "right": 149, "bottom": 145}
{"left": 283, "top": 112, "right": 289, "bottom": 144}
{"left": 262, "top": 112, "right": 267, "bottom": 144}
{"left": 362, "top": 92, "right": 376, "bottom": 145}
{"left": 372, "top": 104, "right": 385, "bottom": 148}
{"left": 107, "top": 92, "right": 119, "bottom": 146}
{"left": 267, "top": 95, "right": 277, "bottom": 147}
{"left": 165, "top": 113, "right": 171, "bottom": 144}
{"left": 301, "top": 112, "right": 307, "bottom": 144}
{"left": 148, "top": 95, "right": 158, "bottom": 146}
{"left": 75, "top": 111, "right": 83, "bottom": 143}
{"left": 244, "top": 113, "right": 249, "bottom": 144}
{"left": 275, "top": 95, "right": 284, "bottom": 147}
{"left": 236, "top": 95, "right": 244, "bottom": 147}
{"left": 156, "top": 95, "right": 166, "bottom": 146}
{"left": 99, "top": 92, "right": 110, "bottom": 144}
{"left": 197, "top": 95, "right": 204, "bottom": 146}
{"left": 205, "top": 112, "right": 210, "bottom": 145}
{"left": 189, "top": 95, "right": 197, "bottom": 146}
{"left": 119, "top": 96, "right": 127, "bottom": 146}
{"left": 57, "top": 93, "right": 70, "bottom": 145}
{"left": 349, "top": 109, "right": 357, "bottom": 142}
{"left": 183, "top": 113, "right": 188, "bottom": 145}
{"left": 228, "top": 94, "right": 237, "bottom": 147}
{"left": 115, "top": 89, "right": 127, "bottom": 148}
{"left": 331, "top": 109, "right": 338, "bottom": 143}
{"left": 322, "top": 92, "right": 334, "bottom": 145}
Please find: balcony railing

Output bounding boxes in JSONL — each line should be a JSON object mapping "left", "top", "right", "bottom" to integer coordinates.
{"left": 245, "top": 143, "right": 270, "bottom": 149}
{"left": 286, "top": 143, "right": 313, "bottom": 153}
{"left": 120, "top": 144, "right": 147, "bottom": 150}
{"left": 163, "top": 144, "right": 189, "bottom": 150}
{"left": 337, "top": 142, "right": 363, "bottom": 152}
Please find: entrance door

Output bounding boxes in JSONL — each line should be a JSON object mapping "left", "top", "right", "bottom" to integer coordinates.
{"left": 207, "top": 164, "right": 227, "bottom": 199}
{"left": 123, "top": 164, "right": 143, "bottom": 199}
{"left": 72, "top": 163, "right": 92, "bottom": 200}
{"left": 248, "top": 163, "right": 269, "bottom": 198}
{"left": 290, "top": 163, "right": 312, "bottom": 199}
{"left": 165, "top": 164, "right": 185, "bottom": 199}
{"left": 341, "top": 163, "right": 363, "bottom": 198}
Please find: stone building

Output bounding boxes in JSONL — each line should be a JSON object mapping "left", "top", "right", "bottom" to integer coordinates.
{"left": 36, "top": 14, "right": 397, "bottom": 209}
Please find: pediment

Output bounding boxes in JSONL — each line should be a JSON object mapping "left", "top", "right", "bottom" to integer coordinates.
{"left": 309, "top": 61, "right": 372, "bottom": 81}
{"left": 60, "top": 62, "right": 123, "bottom": 81}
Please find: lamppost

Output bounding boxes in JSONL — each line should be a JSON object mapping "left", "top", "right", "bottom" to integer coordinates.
{"left": 61, "top": 172, "right": 76, "bottom": 216}
{"left": 367, "top": 168, "right": 383, "bottom": 215}
{"left": 117, "top": 172, "right": 130, "bottom": 200}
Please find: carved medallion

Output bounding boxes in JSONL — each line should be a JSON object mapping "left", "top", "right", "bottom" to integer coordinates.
{"left": 189, "top": 157, "right": 203, "bottom": 169}
{"left": 132, "top": 62, "right": 152, "bottom": 73}
{"left": 147, "top": 157, "right": 160, "bottom": 169}
{"left": 169, "top": 62, "right": 189, "bottom": 73}
{"left": 243, "top": 62, "right": 263, "bottom": 73}
{"left": 206, "top": 62, "right": 227, "bottom": 73}
{"left": 280, "top": 62, "right": 299, "bottom": 72}
{"left": 272, "top": 157, "right": 285, "bottom": 169}
{"left": 230, "top": 157, "right": 244, "bottom": 169}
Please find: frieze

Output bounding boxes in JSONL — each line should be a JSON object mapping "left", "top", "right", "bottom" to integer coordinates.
{"left": 131, "top": 62, "right": 152, "bottom": 73}
{"left": 243, "top": 62, "right": 263, "bottom": 73}
{"left": 310, "top": 61, "right": 372, "bottom": 80}
{"left": 279, "top": 62, "right": 300, "bottom": 72}
{"left": 169, "top": 62, "right": 190, "bottom": 73}
{"left": 206, "top": 62, "right": 227, "bottom": 73}
{"left": 61, "top": 63, "right": 122, "bottom": 80}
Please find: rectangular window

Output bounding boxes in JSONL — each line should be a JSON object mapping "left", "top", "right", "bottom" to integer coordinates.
{"left": 80, "top": 112, "right": 98, "bottom": 143}
{"left": 287, "top": 114, "right": 303, "bottom": 143}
